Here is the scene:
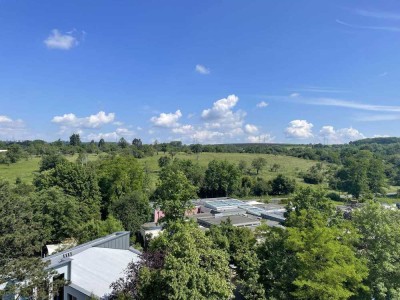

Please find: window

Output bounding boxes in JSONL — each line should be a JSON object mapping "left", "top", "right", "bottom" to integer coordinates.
{"left": 67, "top": 294, "right": 77, "bottom": 300}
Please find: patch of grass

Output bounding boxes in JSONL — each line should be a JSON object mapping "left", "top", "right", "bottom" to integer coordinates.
{"left": 0, "top": 156, "right": 41, "bottom": 184}
{"left": 139, "top": 152, "right": 321, "bottom": 189}
{"left": 0, "top": 154, "right": 101, "bottom": 184}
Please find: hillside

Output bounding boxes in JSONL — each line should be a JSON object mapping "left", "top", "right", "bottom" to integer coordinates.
{"left": 0, "top": 152, "right": 320, "bottom": 189}
{"left": 138, "top": 152, "right": 320, "bottom": 189}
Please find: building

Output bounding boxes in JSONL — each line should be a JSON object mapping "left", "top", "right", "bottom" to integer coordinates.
{"left": 195, "top": 214, "right": 261, "bottom": 228}
{"left": 43, "top": 232, "right": 140, "bottom": 300}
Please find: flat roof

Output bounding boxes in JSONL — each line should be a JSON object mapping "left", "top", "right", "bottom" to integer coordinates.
{"left": 70, "top": 247, "right": 140, "bottom": 298}
{"left": 196, "top": 215, "right": 261, "bottom": 228}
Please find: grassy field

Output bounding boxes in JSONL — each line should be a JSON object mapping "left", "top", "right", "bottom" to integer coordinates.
{"left": 0, "top": 152, "right": 323, "bottom": 192}
{"left": 0, "top": 154, "right": 100, "bottom": 184}
{"left": 138, "top": 152, "right": 320, "bottom": 188}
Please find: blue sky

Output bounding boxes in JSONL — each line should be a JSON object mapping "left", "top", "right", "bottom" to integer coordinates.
{"left": 1, "top": 0, "right": 400, "bottom": 144}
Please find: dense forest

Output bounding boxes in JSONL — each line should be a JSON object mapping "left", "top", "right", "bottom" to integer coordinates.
{"left": 1, "top": 135, "right": 400, "bottom": 299}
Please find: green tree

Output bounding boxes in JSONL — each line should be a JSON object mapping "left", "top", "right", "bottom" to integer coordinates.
{"left": 112, "top": 222, "right": 233, "bottom": 300}
{"left": 5, "top": 144, "right": 26, "bottom": 164}
{"left": 31, "top": 187, "right": 82, "bottom": 243}
{"left": 353, "top": 201, "right": 400, "bottom": 299}
{"left": 34, "top": 160, "right": 101, "bottom": 221}
{"left": 39, "top": 152, "right": 67, "bottom": 171}
{"left": 0, "top": 181, "right": 59, "bottom": 300}
{"left": 238, "top": 160, "right": 248, "bottom": 174}
{"left": 285, "top": 187, "right": 335, "bottom": 223}
{"left": 285, "top": 211, "right": 368, "bottom": 299}
{"left": 77, "top": 215, "right": 124, "bottom": 243}
{"left": 252, "top": 157, "right": 267, "bottom": 175}
{"left": 110, "top": 191, "right": 152, "bottom": 235}
{"left": 203, "top": 160, "right": 241, "bottom": 197}
{"left": 335, "top": 150, "right": 386, "bottom": 199}
{"left": 97, "top": 156, "right": 145, "bottom": 217}
{"left": 158, "top": 156, "right": 171, "bottom": 168}
{"left": 270, "top": 174, "right": 296, "bottom": 195}
{"left": 118, "top": 137, "right": 129, "bottom": 148}
{"left": 302, "top": 162, "right": 325, "bottom": 184}
{"left": 152, "top": 166, "right": 197, "bottom": 224}
{"left": 69, "top": 133, "right": 81, "bottom": 146}
{"left": 132, "top": 138, "right": 143, "bottom": 148}
{"left": 98, "top": 138, "right": 106, "bottom": 149}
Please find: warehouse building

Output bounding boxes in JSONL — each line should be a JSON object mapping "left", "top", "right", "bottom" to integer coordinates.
{"left": 43, "top": 231, "right": 140, "bottom": 300}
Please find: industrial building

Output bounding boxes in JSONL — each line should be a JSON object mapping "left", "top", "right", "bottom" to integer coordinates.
{"left": 141, "top": 197, "right": 287, "bottom": 241}
{"left": 43, "top": 231, "right": 140, "bottom": 300}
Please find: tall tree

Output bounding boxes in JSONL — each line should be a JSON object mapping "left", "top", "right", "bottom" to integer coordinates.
{"left": 97, "top": 156, "right": 145, "bottom": 217}
{"left": 34, "top": 161, "right": 101, "bottom": 221}
{"left": 69, "top": 133, "right": 81, "bottom": 146}
{"left": 353, "top": 201, "right": 400, "bottom": 299}
{"left": 110, "top": 191, "right": 152, "bottom": 235}
{"left": 0, "top": 181, "right": 60, "bottom": 299}
{"left": 251, "top": 157, "right": 267, "bottom": 175}
{"left": 118, "top": 137, "right": 129, "bottom": 148}
{"left": 112, "top": 222, "right": 233, "bottom": 300}
{"left": 152, "top": 166, "right": 197, "bottom": 224}
{"left": 132, "top": 138, "right": 143, "bottom": 148}
{"left": 287, "top": 211, "right": 367, "bottom": 299}
{"left": 203, "top": 160, "right": 241, "bottom": 197}
{"left": 335, "top": 150, "right": 386, "bottom": 198}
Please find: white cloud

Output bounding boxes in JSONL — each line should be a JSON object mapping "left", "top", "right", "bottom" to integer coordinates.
{"left": 52, "top": 111, "right": 115, "bottom": 129}
{"left": 244, "top": 124, "right": 258, "bottom": 134}
{"left": 202, "top": 95, "right": 238, "bottom": 119}
{"left": 44, "top": 29, "right": 79, "bottom": 50}
{"left": 0, "top": 116, "right": 12, "bottom": 123}
{"left": 248, "top": 134, "right": 275, "bottom": 143}
{"left": 201, "top": 94, "right": 245, "bottom": 130}
{"left": 195, "top": 64, "right": 210, "bottom": 75}
{"left": 336, "top": 19, "right": 400, "bottom": 32}
{"left": 300, "top": 97, "right": 400, "bottom": 113}
{"left": 285, "top": 120, "right": 314, "bottom": 139}
{"left": 373, "top": 134, "right": 390, "bottom": 138}
{"left": 355, "top": 9, "right": 400, "bottom": 20}
{"left": 319, "top": 125, "right": 365, "bottom": 144}
{"left": 150, "top": 110, "right": 182, "bottom": 128}
{"left": 0, "top": 116, "right": 28, "bottom": 140}
{"left": 172, "top": 124, "right": 194, "bottom": 134}
{"left": 256, "top": 101, "right": 268, "bottom": 108}
{"left": 290, "top": 93, "right": 300, "bottom": 97}
{"left": 86, "top": 127, "right": 134, "bottom": 142}
{"left": 191, "top": 130, "right": 224, "bottom": 143}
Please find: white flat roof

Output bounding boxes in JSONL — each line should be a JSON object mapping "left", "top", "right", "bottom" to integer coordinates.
{"left": 70, "top": 247, "right": 140, "bottom": 298}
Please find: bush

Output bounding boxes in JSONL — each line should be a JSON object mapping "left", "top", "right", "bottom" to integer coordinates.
{"left": 270, "top": 174, "right": 296, "bottom": 195}
{"left": 326, "top": 192, "right": 341, "bottom": 202}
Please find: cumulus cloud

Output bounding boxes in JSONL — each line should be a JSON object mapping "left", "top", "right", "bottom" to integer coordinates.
{"left": 44, "top": 29, "right": 79, "bottom": 50}
{"left": 150, "top": 110, "right": 182, "bottom": 128}
{"left": 191, "top": 130, "right": 224, "bottom": 143}
{"left": 172, "top": 124, "right": 194, "bottom": 134}
{"left": 0, "top": 116, "right": 28, "bottom": 140}
{"left": 86, "top": 127, "right": 135, "bottom": 142}
{"left": 285, "top": 120, "right": 314, "bottom": 139}
{"left": 0, "top": 116, "right": 12, "bottom": 123}
{"left": 52, "top": 111, "right": 115, "bottom": 129}
{"left": 319, "top": 125, "right": 365, "bottom": 144}
{"left": 256, "top": 101, "right": 268, "bottom": 108}
{"left": 201, "top": 94, "right": 246, "bottom": 129}
{"left": 248, "top": 134, "right": 275, "bottom": 143}
{"left": 244, "top": 124, "right": 258, "bottom": 134}
{"left": 195, "top": 64, "right": 210, "bottom": 75}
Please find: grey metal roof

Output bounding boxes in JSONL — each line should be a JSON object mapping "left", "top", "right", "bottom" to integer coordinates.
{"left": 43, "top": 231, "right": 131, "bottom": 268}
{"left": 69, "top": 247, "right": 140, "bottom": 298}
